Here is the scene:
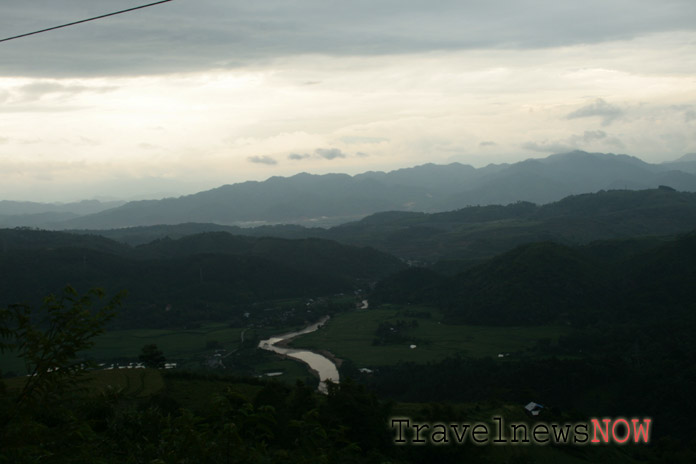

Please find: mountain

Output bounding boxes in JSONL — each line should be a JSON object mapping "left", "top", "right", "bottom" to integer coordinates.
{"left": 26, "top": 151, "right": 696, "bottom": 230}
{"left": 662, "top": 153, "right": 696, "bottom": 174}
{"left": 372, "top": 231, "right": 696, "bottom": 326}
{"left": 324, "top": 188, "right": 696, "bottom": 261}
{"left": 0, "top": 212, "right": 80, "bottom": 228}
{"left": 0, "top": 229, "right": 405, "bottom": 328}
{"left": 65, "top": 188, "right": 696, "bottom": 262}
{"left": 437, "top": 151, "right": 696, "bottom": 208}
{"left": 0, "top": 199, "right": 124, "bottom": 216}
{"left": 0, "top": 199, "right": 125, "bottom": 228}
{"left": 72, "top": 222, "right": 321, "bottom": 246}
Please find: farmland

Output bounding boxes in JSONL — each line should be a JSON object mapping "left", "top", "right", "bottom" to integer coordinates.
{"left": 290, "top": 305, "right": 569, "bottom": 367}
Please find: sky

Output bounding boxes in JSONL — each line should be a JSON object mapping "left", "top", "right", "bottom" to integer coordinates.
{"left": 1, "top": 0, "right": 695, "bottom": 202}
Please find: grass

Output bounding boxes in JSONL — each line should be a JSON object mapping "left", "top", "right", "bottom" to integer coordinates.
{"left": 88, "top": 323, "right": 246, "bottom": 361}
{"left": 290, "top": 306, "right": 568, "bottom": 367}
{"left": 1, "top": 322, "right": 248, "bottom": 376}
{"left": 0, "top": 319, "right": 329, "bottom": 389}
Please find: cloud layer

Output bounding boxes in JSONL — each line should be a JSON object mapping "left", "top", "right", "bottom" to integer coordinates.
{"left": 2, "top": 0, "right": 696, "bottom": 77}
{"left": 1, "top": 1, "right": 695, "bottom": 201}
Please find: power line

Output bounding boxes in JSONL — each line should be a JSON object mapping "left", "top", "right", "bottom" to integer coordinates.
{"left": 0, "top": 0, "right": 174, "bottom": 44}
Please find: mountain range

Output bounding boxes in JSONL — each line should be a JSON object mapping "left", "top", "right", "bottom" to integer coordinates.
{"left": 70, "top": 188, "right": 696, "bottom": 264}
{"left": 3, "top": 151, "right": 696, "bottom": 230}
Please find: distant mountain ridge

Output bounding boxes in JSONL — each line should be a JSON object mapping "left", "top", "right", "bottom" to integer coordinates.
{"left": 72, "top": 188, "right": 696, "bottom": 265}
{"left": 0, "top": 199, "right": 125, "bottom": 228}
{"left": 5, "top": 151, "right": 696, "bottom": 229}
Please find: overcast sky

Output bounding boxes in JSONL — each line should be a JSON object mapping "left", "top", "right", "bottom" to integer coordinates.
{"left": 1, "top": 0, "right": 695, "bottom": 201}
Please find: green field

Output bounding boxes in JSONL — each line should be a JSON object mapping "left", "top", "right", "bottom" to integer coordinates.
{"left": 1, "top": 309, "right": 568, "bottom": 384}
{"left": 1, "top": 322, "right": 247, "bottom": 375}
{"left": 1, "top": 321, "right": 318, "bottom": 386}
{"left": 88, "top": 323, "right": 247, "bottom": 361}
{"left": 290, "top": 306, "right": 568, "bottom": 366}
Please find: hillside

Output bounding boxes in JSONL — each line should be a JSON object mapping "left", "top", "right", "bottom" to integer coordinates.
{"left": 68, "top": 188, "right": 696, "bottom": 264}
{"left": 372, "top": 231, "right": 696, "bottom": 326}
{"left": 326, "top": 188, "right": 696, "bottom": 261}
{"left": 5, "top": 151, "right": 694, "bottom": 230}
{"left": 0, "top": 229, "right": 405, "bottom": 328}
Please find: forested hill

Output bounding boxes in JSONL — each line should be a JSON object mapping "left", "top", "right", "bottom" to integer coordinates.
{"left": 0, "top": 229, "right": 404, "bottom": 327}
{"left": 73, "top": 188, "right": 696, "bottom": 263}
{"left": 372, "top": 231, "right": 696, "bottom": 326}
{"left": 326, "top": 187, "right": 696, "bottom": 261}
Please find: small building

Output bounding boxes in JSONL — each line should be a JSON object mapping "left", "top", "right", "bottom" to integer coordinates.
{"left": 524, "top": 402, "right": 544, "bottom": 417}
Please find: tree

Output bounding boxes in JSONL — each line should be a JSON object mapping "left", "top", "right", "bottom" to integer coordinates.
{"left": 1, "top": 286, "right": 121, "bottom": 406}
{"left": 0, "top": 286, "right": 122, "bottom": 461}
{"left": 139, "top": 343, "right": 166, "bottom": 368}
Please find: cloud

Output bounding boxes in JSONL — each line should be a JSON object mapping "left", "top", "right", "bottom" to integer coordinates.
{"left": 479, "top": 141, "right": 497, "bottom": 147}
{"left": 567, "top": 99, "right": 624, "bottom": 126}
{"left": 685, "top": 110, "right": 696, "bottom": 123}
{"left": 13, "top": 81, "right": 117, "bottom": 102}
{"left": 247, "top": 155, "right": 278, "bottom": 165}
{"left": 315, "top": 148, "right": 347, "bottom": 160}
{"left": 0, "top": 136, "right": 8, "bottom": 144}
{"left": 77, "top": 137, "right": 100, "bottom": 147}
{"left": 2, "top": 0, "right": 696, "bottom": 77}
{"left": 579, "top": 130, "right": 606, "bottom": 142}
{"left": 288, "top": 148, "right": 357, "bottom": 161}
{"left": 340, "top": 136, "right": 388, "bottom": 144}
{"left": 521, "top": 141, "right": 573, "bottom": 153}
{"left": 523, "top": 130, "right": 624, "bottom": 153}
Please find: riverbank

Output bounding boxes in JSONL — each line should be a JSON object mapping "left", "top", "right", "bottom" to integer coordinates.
{"left": 258, "top": 316, "right": 340, "bottom": 393}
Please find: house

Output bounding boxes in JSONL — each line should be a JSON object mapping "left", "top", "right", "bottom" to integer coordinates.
{"left": 524, "top": 402, "right": 544, "bottom": 417}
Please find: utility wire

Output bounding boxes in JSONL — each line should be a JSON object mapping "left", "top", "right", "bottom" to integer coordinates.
{"left": 0, "top": 0, "right": 173, "bottom": 44}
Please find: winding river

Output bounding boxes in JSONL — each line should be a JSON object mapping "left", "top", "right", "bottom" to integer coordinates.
{"left": 258, "top": 316, "right": 339, "bottom": 394}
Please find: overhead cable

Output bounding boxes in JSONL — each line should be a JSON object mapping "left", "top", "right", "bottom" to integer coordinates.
{"left": 0, "top": 0, "right": 174, "bottom": 44}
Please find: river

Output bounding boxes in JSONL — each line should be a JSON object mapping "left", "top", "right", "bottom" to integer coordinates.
{"left": 258, "top": 316, "right": 339, "bottom": 394}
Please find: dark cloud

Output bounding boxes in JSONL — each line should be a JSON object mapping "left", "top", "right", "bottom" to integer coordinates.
{"left": 288, "top": 153, "right": 311, "bottom": 160}
{"left": 1, "top": 0, "right": 695, "bottom": 77}
{"left": 247, "top": 155, "right": 278, "bottom": 165}
{"left": 315, "top": 148, "right": 347, "bottom": 160}
{"left": 479, "top": 141, "right": 497, "bottom": 147}
{"left": 567, "top": 99, "right": 624, "bottom": 126}
{"left": 685, "top": 110, "right": 696, "bottom": 123}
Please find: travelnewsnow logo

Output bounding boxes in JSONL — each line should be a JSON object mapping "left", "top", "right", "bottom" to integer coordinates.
{"left": 390, "top": 417, "right": 652, "bottom": 445}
